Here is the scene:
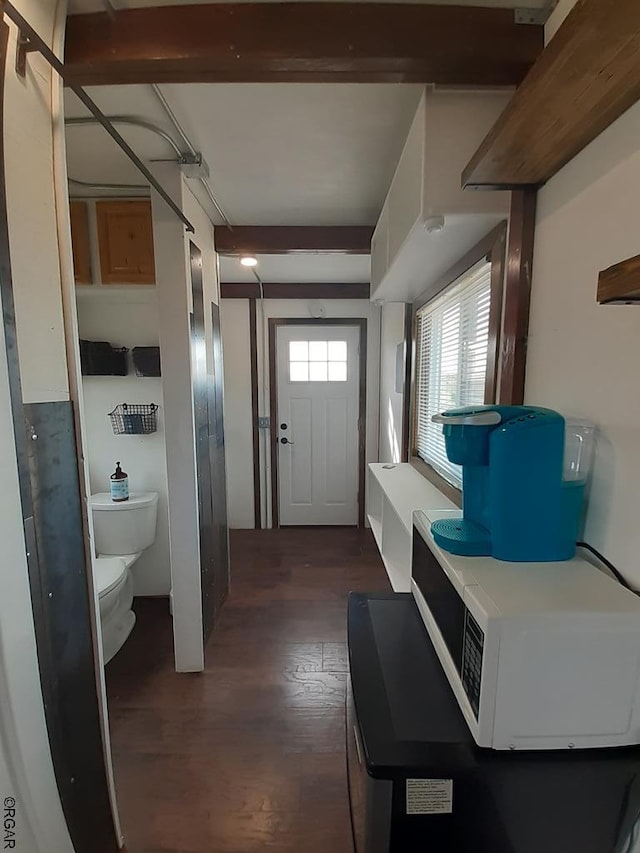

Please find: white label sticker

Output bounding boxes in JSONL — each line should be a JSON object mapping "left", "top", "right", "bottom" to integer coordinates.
{"left": 406, "top": 779, "right": 453, "bottom": 815}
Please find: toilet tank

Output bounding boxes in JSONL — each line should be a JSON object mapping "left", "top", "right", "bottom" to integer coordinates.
{"left": 91, "top": 492, "right": 158, "bottom": 556}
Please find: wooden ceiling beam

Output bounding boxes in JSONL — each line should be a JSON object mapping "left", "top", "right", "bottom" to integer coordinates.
{"left": 220, "top": 282, "right": 370, "bottom": 299}
{"left": 215, "top": 226, "right": 373, "bottom": 255}
{"left": 63, "top": 3, "right": 542, "bottom": 87}
{"left": 463, "top": 0, "right": 640, "bottom": 189}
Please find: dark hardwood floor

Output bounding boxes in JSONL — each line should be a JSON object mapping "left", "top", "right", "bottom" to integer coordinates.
{"left": 106, "top": 527, "right": 390, "bottom": 853}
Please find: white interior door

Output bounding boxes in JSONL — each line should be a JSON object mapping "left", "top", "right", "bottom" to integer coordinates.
{"left": 276, "top": 324, "right": 361, "bottom": 525}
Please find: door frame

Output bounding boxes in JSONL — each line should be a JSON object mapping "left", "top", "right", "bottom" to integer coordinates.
{"left": 268, "top": 317, "right": 367, "bottom": 529}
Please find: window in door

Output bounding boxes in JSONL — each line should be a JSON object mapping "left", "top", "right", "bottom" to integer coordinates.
{"left": 414, "top": 259, "right": 492, "bottom": 489}
{"left": 289, "top": 340, "right": 348, "bottom": 382}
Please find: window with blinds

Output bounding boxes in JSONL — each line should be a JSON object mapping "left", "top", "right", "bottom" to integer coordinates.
{"left": 415, "top": 259, "right": 492, "bottom": 489}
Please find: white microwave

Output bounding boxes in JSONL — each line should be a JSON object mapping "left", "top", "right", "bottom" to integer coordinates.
{"left": 412, "top": 510, "right": 640, "bottom": 751}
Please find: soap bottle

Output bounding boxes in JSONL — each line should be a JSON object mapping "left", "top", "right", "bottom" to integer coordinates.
{"left": 110, "top": 462, "right": 129, "bottom": 502}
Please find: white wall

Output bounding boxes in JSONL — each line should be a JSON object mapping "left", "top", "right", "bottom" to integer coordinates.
{"left": 76, "top": 288, "right": 171, "bottom": 596}
{"left": 0, "top": 0, "right": 88, "bottom": 848}
{"left": 220, "top": 299, "right": 254, "bottom": 528}
{"left": 378, "top": 302, "right": 407, "bottom": 464}
{"left": 220, "top": 297, "right": 380, "bottom": 528}
{"left": 5, "top": 7, "right": 69, "bottom": 406}
{"left": 545, "top": 0, "right": 576, "bottom": 42}
{"left": 151, "top": 168, "right": 221, "bottom": 671}
{"left": 525, "top": 100, "right": 640, "bottom": 587}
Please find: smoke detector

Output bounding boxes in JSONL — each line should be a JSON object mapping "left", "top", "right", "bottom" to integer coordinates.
{"left": 424, "top": 215, "right": 445, "bottom": 234}
{"left": 309, "top": 301, "right": 326, "bottom": 319}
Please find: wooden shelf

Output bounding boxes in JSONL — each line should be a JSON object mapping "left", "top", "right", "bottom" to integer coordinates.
{"left": 463, "top": 0, "right": 640, "bottom": 189}
{"left": 598, "top": 254, "right": 640, "bottom": 304}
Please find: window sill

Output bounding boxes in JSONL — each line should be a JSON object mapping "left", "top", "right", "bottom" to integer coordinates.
{"left": 409, "top": 456, "right": 462, "bottom": 509}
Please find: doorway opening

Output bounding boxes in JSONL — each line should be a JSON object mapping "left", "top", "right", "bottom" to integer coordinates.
{"left": 269, "top": 318, "right": 367, "bottom": 528}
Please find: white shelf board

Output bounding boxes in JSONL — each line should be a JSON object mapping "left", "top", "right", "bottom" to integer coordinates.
{"left": 381, "top": 551, "right": 410, "bottom": 593}
{"left": 368, "top": 511, "right": 408, "bottom": 592}
{"left": 368, "top": 463, "right": 456, "bottom": 533}
{"left": 368, "top": 514, "right": 383, "bottom": 553}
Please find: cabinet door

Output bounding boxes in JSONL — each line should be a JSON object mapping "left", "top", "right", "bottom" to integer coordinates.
{"left": 69, "top": 200, "right": 92, "bottom": 285}
{"left": 96, "top": 200, "right": 156, "bottom": 284}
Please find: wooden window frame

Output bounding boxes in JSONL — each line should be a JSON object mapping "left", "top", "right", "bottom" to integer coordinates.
{"left": 408, "top": 221, "right": 507, "bottom": 507}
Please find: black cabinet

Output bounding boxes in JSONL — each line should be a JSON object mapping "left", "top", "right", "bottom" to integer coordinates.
{"left": 347, "top": 593, "right": 640, "bottom": 853}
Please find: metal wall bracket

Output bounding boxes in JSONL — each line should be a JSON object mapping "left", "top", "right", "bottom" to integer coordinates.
{"left": 15, "top": 30, "right": 36, "bottom": 78}
{"left": 514, "top": 4, "right": 556, "bottom": 25}
{"left": 179, "top": 152, "right": 210, "bottom": 180}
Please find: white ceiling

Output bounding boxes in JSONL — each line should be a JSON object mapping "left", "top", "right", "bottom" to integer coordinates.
{"left": 69, "top": 0, "right": 548, "bottom": 13}
{"left": 219, "top": 253, "right": 371, "bottom": 283}
{"left": 65, "top": 83, "right": 423, "bottom": 228}
{"left": 63, "top": 0, "right": 534, "bottom": 285}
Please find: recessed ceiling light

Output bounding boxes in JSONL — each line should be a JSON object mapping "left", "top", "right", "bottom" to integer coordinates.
{"left": 240, "top": 256, "right": 258, "bottom": 268}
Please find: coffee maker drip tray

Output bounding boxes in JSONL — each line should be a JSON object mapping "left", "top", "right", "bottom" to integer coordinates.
{"left": 431, "top": 517, "right": 491, "bottom": 557}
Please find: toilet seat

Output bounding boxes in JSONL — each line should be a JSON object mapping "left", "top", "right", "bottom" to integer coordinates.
{"left": 95, "top": 557, "right": 127, "bottom": 598}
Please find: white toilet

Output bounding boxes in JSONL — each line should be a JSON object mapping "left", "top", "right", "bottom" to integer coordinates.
{"left": 91, "top": 492, "right": 158, "bottom": 664}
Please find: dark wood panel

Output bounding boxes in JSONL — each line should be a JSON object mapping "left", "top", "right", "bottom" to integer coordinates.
{"left": 400, "top": 302, "right": 412, "bottom": 463}
{"left": 105, "top": 528, "right": 389, "bottom": 853}
{"left": 463, "top": 0, "right": 640, "bottom": 188}
{"left": 268, "top": 320, "right": 279, "bottom": 529}
{"left": 190, "top": 242, "right": 216, "bottom": 643}
{"left": 69, "top": 200, "right": 92, "bottom": 284}
{"left": 498, "top": 189, "right": 537, "bottom": 406}
{"left": 249, "top": 298, "right": 261, "bottom": 527}
{"left": 484, "top": 225, "right": 507, "bottom": 404}
{"left": 209, "top": 301, "right": 230, "bottom": 626}
{"left": 267, "top": 317, "right": 367, "bottom": 528}
{"left": 597, "top": 253, "right": 640, "bottom": 304}
{"left": 64, "top": 3, "right": 542, "bottom": 86}
{"left": 221, "top": 282, "right": 370, "bottom": 300}
{"left": 24, "top": 403, "right": 118, "bottom": 853}
{"left": 216, "top": 226, "right": 373, "bottom": 255}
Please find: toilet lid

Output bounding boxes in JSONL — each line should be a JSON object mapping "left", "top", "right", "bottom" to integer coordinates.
{"left": 91, "top": 492, "right": 158, "bottom": 511}
{"left": 95, "top": 557, "right": 127, "bottom": 597}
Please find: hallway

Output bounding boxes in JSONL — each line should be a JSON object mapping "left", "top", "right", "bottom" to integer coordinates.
{"left": 105, "top": 527, "right": 390, "bottom": 853}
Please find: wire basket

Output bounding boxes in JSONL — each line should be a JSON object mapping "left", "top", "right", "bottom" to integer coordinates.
{"left": 109, "top": 403, "right": 158, "bottom": 435}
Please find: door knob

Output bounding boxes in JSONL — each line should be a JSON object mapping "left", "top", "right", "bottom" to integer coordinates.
{"left": 280, "top": 437, "right": 294, "bottom": 445}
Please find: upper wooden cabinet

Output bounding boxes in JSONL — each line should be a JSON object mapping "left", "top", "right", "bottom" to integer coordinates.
{"left": 69, "top": 200, "right": 92, "bottom": 284}
{"left": 96, "top": 200, "right": 156, "bottom": 284}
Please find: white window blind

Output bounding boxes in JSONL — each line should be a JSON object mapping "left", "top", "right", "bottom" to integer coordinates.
{"left": 415, "top": 259, "right": 492, "bottom": 489}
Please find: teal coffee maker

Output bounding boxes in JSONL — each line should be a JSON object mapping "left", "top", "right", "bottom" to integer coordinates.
{"left": 430, "top": 406, "right": 594, "bottom": 562}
